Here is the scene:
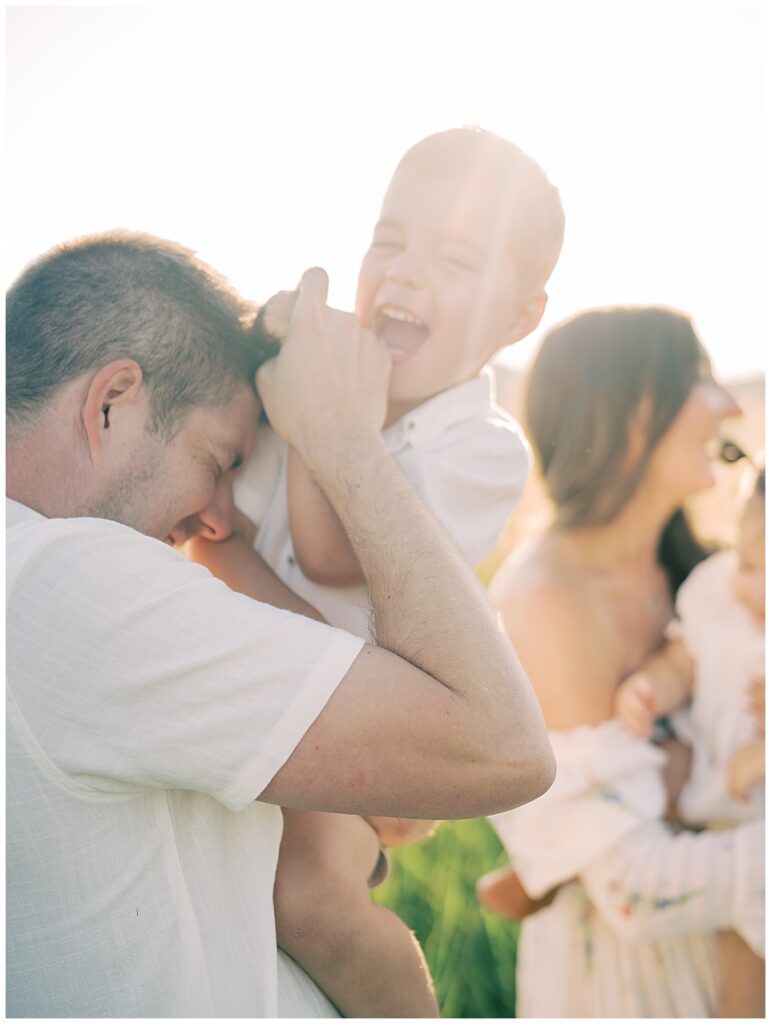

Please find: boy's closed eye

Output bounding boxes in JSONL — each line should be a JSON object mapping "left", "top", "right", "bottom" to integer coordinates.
{"left": 437, "top": 242, "right": 484, "bottom": 272}
{"left": 370, "top": 237, "right": 403, "bottom": 253}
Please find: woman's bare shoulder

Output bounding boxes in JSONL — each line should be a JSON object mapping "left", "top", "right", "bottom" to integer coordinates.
{"left": 489, "top": 536, "right": 621, "bottom": 729}
{"left": 490, "top": 535, "right": 594, "bottom": 616}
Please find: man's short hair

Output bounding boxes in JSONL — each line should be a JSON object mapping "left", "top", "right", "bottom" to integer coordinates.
{"left": 6, "top": 231, "right": 271, "bottom": 438}
{"left": 397, "top": 126, "right": 565, "bottom": 293}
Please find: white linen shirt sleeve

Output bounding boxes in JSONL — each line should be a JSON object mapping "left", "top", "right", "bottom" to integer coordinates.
{"left": 7, "top": 516, "right": 363, "bottom": 811}
{"left": 389, "top": 413, "right": 530, "bottom": 566}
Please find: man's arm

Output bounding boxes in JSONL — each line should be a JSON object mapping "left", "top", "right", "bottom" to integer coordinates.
{"left": 255, "top": 269, "right": 555, "bottom": 820}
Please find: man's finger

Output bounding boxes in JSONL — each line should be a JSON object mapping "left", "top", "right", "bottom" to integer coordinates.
{"left": 294, "top": 267, "right": 329, "bottom": 314}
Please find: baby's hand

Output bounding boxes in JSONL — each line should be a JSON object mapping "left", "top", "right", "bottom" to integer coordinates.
{"left": 363, "top": 815, "right": 438, "bottom": 847}
{"left": 727, "top": 739, "right": 765, "bottom": 802}
{"left": 614, "top": 672, "right": 660, "bottom": 737}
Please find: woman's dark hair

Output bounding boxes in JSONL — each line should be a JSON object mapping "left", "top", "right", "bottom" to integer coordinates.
{"left": 526, "top": 306, "right": 714, "bottom": 593}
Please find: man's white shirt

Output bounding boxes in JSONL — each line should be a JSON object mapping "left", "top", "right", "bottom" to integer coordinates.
{"left": 6, "top": 498, "right": 362, "bottom": 1017}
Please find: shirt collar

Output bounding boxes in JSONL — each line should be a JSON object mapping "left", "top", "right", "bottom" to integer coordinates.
{"left": 383, "top": 369, "right": 497, "bottom": 452}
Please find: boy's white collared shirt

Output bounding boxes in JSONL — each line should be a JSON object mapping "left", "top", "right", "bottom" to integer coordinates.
{"left": 236, "top": 370, "right": 530, "bottom": 637}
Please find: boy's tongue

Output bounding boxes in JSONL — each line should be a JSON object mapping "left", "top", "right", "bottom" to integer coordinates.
{"left": 377, "top": 312, "right": 430, "bottom": 358}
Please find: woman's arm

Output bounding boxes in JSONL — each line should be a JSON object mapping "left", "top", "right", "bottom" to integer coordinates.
{"left": 580, "top": 817, "right": 764, "bottom": 952}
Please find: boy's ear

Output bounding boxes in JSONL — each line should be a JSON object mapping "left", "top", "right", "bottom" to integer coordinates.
{"left": 82, "top": 359, "right": 146, "bottom": 461}
{"left": 506, "top": 289, "right": 548, "bottom": 345}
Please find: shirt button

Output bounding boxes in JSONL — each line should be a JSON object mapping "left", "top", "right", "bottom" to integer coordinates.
{"left": 407, "top": 421, "right": 415, "bottom": 430}
{"left": 287, "top": 554, "right": 295, "bottom": 566}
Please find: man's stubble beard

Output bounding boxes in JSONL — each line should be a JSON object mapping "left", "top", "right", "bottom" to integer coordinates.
{"left": 86, "top": 432, "right": 171, "bottom": 540}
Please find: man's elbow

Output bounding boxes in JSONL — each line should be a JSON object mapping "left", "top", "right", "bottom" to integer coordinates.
{"left": 508, "top": 741, "right": 556, "bottom": 808}
{"left": 484, "top": 733, "right": 556, "bottom": 815}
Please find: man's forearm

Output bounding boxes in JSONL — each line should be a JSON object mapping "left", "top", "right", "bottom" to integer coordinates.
{"left": 299, "top": 426, "right": 554, "bottom": 791}
{"left": 254, "top": 268, "right": 555, "bottom": 809}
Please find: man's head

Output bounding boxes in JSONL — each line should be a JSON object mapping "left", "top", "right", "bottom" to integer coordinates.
{"left": 6, "top": 231, "right": 264, "bottom": 542}
{"left": 356, "top": 127, "right": 565, "bottom": 413}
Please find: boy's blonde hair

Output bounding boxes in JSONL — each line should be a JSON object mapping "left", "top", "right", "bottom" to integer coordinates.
{"left": 396, "top": 126, "right": 565, "bottom": 293}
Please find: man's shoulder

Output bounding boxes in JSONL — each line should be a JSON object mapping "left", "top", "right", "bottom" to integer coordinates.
{"left": 6, "top": 500, "right": 186, "bottom": 594}
{"left": 6, "top": 499, "right": 167, "bottom": 549}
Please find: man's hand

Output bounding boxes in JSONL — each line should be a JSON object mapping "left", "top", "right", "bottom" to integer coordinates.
{"left": 256, "top": 268, "right": 391, "bottom": 456}
{"left": 614, "top": 672, "right": 660, "bottom": 737}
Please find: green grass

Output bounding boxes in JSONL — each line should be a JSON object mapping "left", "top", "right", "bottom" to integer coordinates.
{"left": 372, "top": 817, "right": 520, "bottom": 1018}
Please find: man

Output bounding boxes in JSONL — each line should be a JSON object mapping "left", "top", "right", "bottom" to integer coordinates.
{"left": 6, "top": 231, "right": 554, "bottom": 1017}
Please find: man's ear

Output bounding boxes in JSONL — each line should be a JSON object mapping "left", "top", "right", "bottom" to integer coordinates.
{"left": 504, "top": 289, "right": 548, "bottom": 346}
{"left": 82, "top": 360, "right": 145, "bottom": 460}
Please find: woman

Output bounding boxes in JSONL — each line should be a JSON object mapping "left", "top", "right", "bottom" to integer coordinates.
{"left": 482, "top": 307, "right": 764, "bottom": 1017}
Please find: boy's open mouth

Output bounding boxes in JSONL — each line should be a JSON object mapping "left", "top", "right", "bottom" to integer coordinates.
{"left": 374, "top": 306, "right": 430, "bottom": 363}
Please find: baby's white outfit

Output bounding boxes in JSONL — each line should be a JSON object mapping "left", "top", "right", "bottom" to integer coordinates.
{"left": 670, "top": 549, "right": 765, "bottom": 828}
{"left": 235, "top": 370, "right": 530, "bottom": 637}
{"left": 489, "top": 722, "right": 764, "bottom": 1017}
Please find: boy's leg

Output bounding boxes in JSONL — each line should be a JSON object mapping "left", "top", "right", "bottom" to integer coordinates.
{"left": 477, "top": 864, "right": 557, "bottom": 920}
{"left": 275, "top": 808, "right": 439, "bottom": 1018}
{"left": 716, "top": 929, "right": 765, "bottom": 1018}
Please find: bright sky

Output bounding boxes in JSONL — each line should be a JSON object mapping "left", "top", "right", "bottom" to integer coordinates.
{"left": 5, "top": 1, "right": 768, "bottom": 381}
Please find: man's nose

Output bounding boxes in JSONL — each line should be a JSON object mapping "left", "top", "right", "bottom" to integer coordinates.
{"left": 195, "top": 480, "right": 237, "bottom": 542}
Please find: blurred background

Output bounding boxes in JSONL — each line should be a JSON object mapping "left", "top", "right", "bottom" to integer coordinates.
{"left": 6, "top": 1, "right": 766, "bottom": 1016}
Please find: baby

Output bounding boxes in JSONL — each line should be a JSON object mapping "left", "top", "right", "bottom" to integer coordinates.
{"left": 198, "top": 127, "right": 564, "bottom": 1016}
{"left": 614, "top": 464, "right": 765, "bottom": 1017}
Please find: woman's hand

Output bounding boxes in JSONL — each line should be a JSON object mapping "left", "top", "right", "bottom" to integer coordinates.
{"left": 614, "top": 672, "right": 660, "bottom": 737}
